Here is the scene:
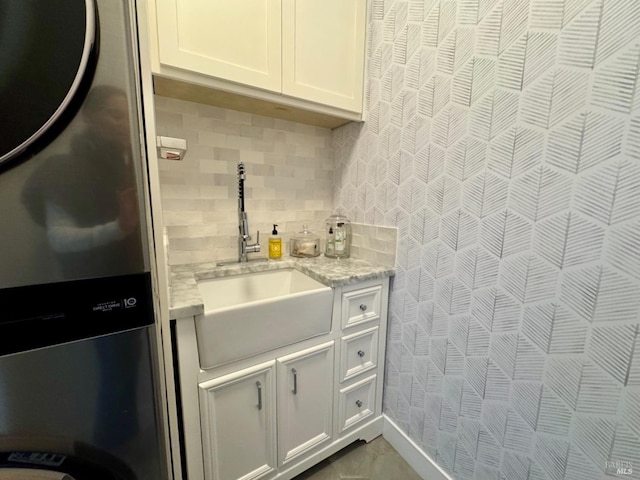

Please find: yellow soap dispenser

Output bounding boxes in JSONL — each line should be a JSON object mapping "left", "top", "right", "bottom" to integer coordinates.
{"left": 268, "top": 224, "right": 282, "bottom": 260}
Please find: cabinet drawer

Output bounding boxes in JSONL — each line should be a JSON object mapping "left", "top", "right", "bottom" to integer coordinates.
{"left": 338, "top": 374, "right": 376, "bottom": 433}
{"left": 341, "top": 285, "right": 382, "bottom": 330}
{"left": 339, "top": 327, "right": 378, "bottom": 383}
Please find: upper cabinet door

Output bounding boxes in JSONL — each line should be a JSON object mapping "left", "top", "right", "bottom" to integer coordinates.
{"left": 155, "top": 0, "right": 282, "bottom": 92}
{"left": 281, "top": 0, "right": 366, "bottom": 113}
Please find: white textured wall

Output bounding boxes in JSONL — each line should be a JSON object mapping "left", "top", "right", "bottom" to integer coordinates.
{"left": 334, "top": 1, "right": 640, "bottom": 479}
{"left": 154, "top": 96, "right": 334, "bottom": 265}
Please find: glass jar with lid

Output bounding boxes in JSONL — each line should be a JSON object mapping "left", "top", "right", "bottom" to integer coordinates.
{"left": 325, "top": 212, "right": 351, "bottom": 259}
{"left": 289, "top": 224, "right": 321, "bottom": 257}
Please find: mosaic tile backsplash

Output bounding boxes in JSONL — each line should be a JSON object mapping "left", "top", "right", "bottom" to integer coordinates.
{"left": 334, "top": 1, "right": 640, "bottom": 479}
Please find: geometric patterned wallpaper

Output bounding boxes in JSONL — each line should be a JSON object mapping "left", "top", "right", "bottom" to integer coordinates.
{"left": 333, "top": 1, "right": 640, "bottom": 479}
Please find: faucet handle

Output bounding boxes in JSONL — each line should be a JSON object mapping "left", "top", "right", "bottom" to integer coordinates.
{"left": 255, "top": 230, "right": 260, "bottom": 246}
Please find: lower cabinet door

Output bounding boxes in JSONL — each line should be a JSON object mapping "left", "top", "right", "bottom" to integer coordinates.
{"left": 276, "top": 341, "right": 334, "bottom": 466}
{"left": 199, "top": 361, "right": 277, "bottom": 480}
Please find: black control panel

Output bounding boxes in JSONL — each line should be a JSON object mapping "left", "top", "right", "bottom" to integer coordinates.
{"left": 0, "top": 272, "right": 154, "bottom": 356}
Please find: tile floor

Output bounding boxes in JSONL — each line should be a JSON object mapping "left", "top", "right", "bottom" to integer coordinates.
{"left": 293, "top": 436, "right": 422, "bottom": 480}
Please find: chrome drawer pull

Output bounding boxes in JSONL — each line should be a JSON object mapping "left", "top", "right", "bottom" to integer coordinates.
{"left": 359, "top": 304, "right": 367, "bottom": 311}
{"left": 357, "top": 350, "right": 365, "bottom": 358}
{"left": 355, "top": 400, "right": 363, "bottom": 408}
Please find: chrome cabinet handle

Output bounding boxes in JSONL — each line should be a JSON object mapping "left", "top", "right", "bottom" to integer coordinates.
{"left": 256, "top": 381, "right": 262, "bottom": 410}
{"left": 356, "top": 400, "right": 363, "bottom": 408}
{"left": 359, "top": 304, "right": 367, "bottom": 312}
{"left": 292, "top": 368, "right": 298, "bottom": 395}
{"left": 357, "top": 350, "right": 365, "bottom": 358}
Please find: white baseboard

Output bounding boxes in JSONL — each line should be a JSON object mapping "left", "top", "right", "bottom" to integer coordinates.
{"left": 382, "top": 415, "right": 453, "bottom": 480}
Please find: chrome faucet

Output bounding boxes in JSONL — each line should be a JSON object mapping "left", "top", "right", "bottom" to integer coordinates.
{"left": 237, "top": 162, "right": 260, "bottom": 262}
{"left": 216, "top": 162, "right": 266, "bottom": 266}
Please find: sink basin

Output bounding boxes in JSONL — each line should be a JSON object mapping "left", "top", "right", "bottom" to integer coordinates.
{"left": 195, "top": 268, "right": 333, "bottom": 369}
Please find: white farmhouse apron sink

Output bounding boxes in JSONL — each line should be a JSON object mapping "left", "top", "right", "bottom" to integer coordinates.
{"left": 195, "top": 268, "right": 333, "bottom": 369}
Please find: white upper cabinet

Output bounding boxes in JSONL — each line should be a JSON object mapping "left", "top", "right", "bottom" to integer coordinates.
{"left": 155, "top": 0, "right": 282, "bottom": 92}
{"left": 282, "top": 0, "right": 366, "bottom": 112}
{"left": 145, "top": 0, "right": 367, "bottom": 119}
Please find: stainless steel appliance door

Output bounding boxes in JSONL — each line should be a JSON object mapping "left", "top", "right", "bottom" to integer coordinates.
{"left": 0, "top": 0, "right": 150, "bottom": 288}
{"left": 0, "top": 0, "right": 97, "bottom": 168}
{"left": 0, "top": 326, "right": 166, "bottom": 479}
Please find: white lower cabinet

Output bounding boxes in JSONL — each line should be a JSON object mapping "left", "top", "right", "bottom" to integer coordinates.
{"left": 199, "top": 342, "right": 334, "bottom": 480}
{"left": 199, "top": 361, "right": 277, "bottom": 480}
{"left": 174, "top": 277, "right": 390, "bottom": 480}
{"left": 277, "top": 342, "right": 334, "bottom": 466}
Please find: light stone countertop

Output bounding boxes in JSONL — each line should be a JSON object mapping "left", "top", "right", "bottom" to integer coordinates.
{"left": 169, "top": 255, "right": 395, "bottom": 319}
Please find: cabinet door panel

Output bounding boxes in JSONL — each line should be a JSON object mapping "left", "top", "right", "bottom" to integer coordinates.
{"left": 199, "top": 361, "right": 276, "bottom": 480}
{"left": 277, "top": 341, "right": 334, "bottom": 466}
{"left": 282, "top": 0, "right": 366, "bottom": 112}
{"left": 156, "top": 0, "right": 282, "bottom": 91}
